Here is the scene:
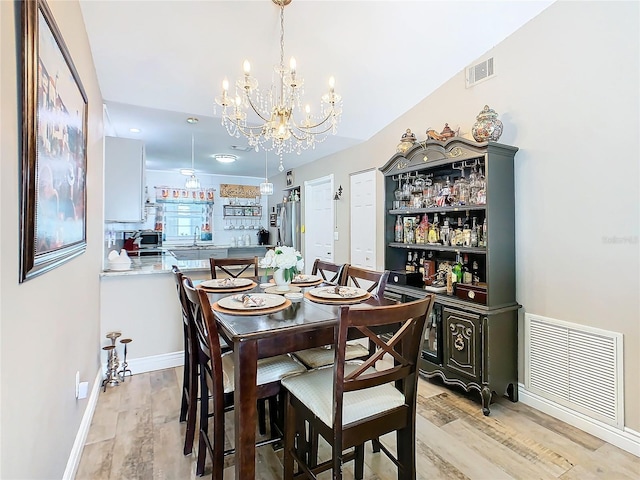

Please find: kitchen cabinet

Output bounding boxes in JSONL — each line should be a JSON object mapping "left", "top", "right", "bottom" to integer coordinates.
{"left": 105, "top": 136, "right": 145, "bottom": 222}
{"left": 380, "top": 137, "right": 519, "bottom": 415}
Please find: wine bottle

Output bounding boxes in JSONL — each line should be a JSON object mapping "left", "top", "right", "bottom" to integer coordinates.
{"left": 452, "top": 253, "right": 462, "bottom": 284}
{"left": 406, "top": 251, "right": 413, "bottom": 272}
{"left": 462, "top": 254, "right": 472, "bottom": 284}
{"left": 470, "top": 217, "right": 479, "bottom": 247}
{"left": 394, "top": 215, "right": 403, "bottom": 242}
{"left": 482, "top": 218, "right": 488, "bottom": 247}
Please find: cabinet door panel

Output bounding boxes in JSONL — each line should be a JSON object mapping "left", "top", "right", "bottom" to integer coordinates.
{"left": 105, "top": 137, "right": 144, "bottom": 222}
{"left": 444, "top": 307, "right": 481, "bottom": 381}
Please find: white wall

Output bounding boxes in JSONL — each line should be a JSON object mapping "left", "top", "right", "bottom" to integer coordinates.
{"left": 0, "top": 1, "right": 104, "bottom": 478}
{"left": 269, "top": 1, "right": 640, "bottom": 431}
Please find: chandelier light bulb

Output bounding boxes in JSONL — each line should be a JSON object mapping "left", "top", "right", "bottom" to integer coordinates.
{"left": 305, "top": 104, "right": 311, "bottom": 114}
{"left": 289, "top": 57, "right": 296, "bottom": 73}
{"left": 243, "top": 60, "right": 251, "bottom": 75}
{"left": 222, "top": 78, "right": 229, "bottom": 91}
{"left": 329, "top": 76, "right": 335, "bottom": 91}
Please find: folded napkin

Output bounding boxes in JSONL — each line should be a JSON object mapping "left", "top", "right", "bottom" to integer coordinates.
{"left": 231, "top": 294, "right": 266, "bottom": 308}
{"left": 218, "top": 278, "right": 236, "bottom": 287}
{"left": 332, "top": 287, "right": 360, "bottom": 298}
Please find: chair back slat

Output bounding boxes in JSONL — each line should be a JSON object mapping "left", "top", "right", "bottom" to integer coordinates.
{"left": 333, "top": 296, "right": 434, "bottom": 423}
{"left": 342, "top": 266, "right": 389, "bottom": 296}
{"left": 209, "top": 257, "right": 259, "bottom": 279}
{"left": 311, "top": 259, "right": 348, "bottom": 285}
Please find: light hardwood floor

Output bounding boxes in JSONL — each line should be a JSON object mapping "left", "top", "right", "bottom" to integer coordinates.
{"left": 76, "top": 367, "right": 639, "bottom": 479}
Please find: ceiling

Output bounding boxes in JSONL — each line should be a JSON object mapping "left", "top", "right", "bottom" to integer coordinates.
{"left": 79, "top": 0, "right": 553, "bottom": 179}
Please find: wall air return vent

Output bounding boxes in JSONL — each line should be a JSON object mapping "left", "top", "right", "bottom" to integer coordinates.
{"left": 465, "top": 57, "right": 495, "bottom": 88}
{"left": 524, "top": 313, "right": 624, "bottom": 428}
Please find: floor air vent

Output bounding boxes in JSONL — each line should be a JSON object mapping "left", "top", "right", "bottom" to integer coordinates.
{"left": 465, "top": 57, "right": 495, "bottom": 88}
{"left": 524, "top": 313, "right": 623, "bottom": 428}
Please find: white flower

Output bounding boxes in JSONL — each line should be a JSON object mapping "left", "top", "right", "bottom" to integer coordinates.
{"left": 260, "top": 246, "right": 304, "bottom": 281}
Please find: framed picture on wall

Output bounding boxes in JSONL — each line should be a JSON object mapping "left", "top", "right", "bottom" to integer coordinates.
{"left": 19, "top": 0, "right": 88, "bottom": 282}
{"left": 286, "top": 170, "right": 294, "bottom": 187}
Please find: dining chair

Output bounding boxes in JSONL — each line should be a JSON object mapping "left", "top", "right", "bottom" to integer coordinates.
{"left": 182, "top": 278, "right": 306, "bottom": 479}
{"left": 342, "top": 266, "right": 390, "bottom": 297}
{"left": 282, "top": 295, "right": 435, "bottom": 480}
{"left": 170, "top": 265, "right": 198, "bottom": 455}
{"left": 292, "top": 267, "right": 391, "bottom": 370}
{"left": 209, "top": 256, "right": 259, "bottom": 279}
{"left": 310, "top": 258, "right": 348, "bottom": 285}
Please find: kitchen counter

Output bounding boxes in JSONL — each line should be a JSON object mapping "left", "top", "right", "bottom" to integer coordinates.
{"left": 101, "top": 245, "right": 276, "bottom": 277}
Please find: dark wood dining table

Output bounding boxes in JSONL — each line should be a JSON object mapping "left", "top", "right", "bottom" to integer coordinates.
{"left": 199, "top": 281, "right": 392, "bottom": 480}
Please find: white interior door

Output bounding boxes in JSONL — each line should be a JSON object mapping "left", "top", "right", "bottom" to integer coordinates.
{"left": 350, "top": 169, "right": 377, "bottom": 270}
{"left": 304, "top": 175, "right": 334, "bottom": 272}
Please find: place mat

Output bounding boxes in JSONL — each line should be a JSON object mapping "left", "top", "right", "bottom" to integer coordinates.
{"left": 212, "top": 298, "right": 292, "bottom": 316}
{"left": 264, "top": 285, "right": 301, "bottom": 295}
{"left": 197, "top": 280, "right": 256, "bottom": 293}
{"left": 303, "top": 291, "right": 371, "bottom": 305}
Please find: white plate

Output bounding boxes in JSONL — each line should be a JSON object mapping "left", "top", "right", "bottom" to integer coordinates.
{"left": 291, "top": 274, "right": 321, "bottom": 284}
{"left": 200, "top": 278, "right": 253, "bottom": 289}
{"left": 218, "top": 293, "right": 286, "bottom": 310}
{"left": 307, "top": 286, "right": 369, "bottom": 300}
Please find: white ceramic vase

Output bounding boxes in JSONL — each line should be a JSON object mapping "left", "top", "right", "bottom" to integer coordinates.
{"left": 273, "top": 268, "right": 291, "bottom": 292}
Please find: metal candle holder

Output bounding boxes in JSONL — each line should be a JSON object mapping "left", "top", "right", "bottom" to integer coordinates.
{"left": 101, "top": 331, "right": 121, "bottom": 391}
{"left": 118, "top": 338, "right": 133, "bottom": 381}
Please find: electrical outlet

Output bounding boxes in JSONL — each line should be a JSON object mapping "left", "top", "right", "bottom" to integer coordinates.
{"left": 75, "top": 371, "right": 80, "bottom": 399}
{"left": 78, "top": 382, "right": 89, "bottom": 399}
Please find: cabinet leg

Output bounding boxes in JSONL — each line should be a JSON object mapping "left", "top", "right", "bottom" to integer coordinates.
{"left": 481, "top": 386, "right": 492, "bottom": 416}
{"left": 507, "top": 382, "right": 518, "bottom": 403}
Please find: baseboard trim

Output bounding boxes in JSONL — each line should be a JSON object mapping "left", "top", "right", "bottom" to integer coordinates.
{"left": 63, "top": 352, "right": 184, "bottom": 478}
{"left": 518, "top": 383, "right": 640, "bottom": 457}
{"left": 125, "top": 350, "right": 184, "bottom": 374}
{"left": 62, "top": 370, "right": 102, "bottom": 480}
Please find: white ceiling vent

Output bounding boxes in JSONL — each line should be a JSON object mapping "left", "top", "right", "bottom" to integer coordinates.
{"left": 465, "top": 57, "right": 495, "bottom": 88}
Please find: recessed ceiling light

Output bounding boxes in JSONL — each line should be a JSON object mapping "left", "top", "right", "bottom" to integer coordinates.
{"left": 129, "top": 127, "right": 141, "bottom": 133}
{"left": 214, "top": 154, "right": 237, "bottom": 163}
{"left": 186, "top": 117, "right": 199, "bottom": 124}
{"left": 180, "top": 168, "right": 194, "bottom": 176}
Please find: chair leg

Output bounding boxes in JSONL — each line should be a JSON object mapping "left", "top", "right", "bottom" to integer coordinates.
{"left": 354, "top": 444, "right": 365, "bottom": 480}
{"left": 396, "top": 426, "right": 416, "bottom": 480}
{"left": 371, "top": 437, "right": 381, "bottom": 453}
{"left": 258, "top": 398, "right": 267, "bottom": 435}
{"left": 180, "top": 332, "right": 190, "bottom": 422}
{"left": 196, "top": 376, "right": 208, "bottom": 476}
{"left": 283, "top": 393, "right": 296, "bottom": 480}
{"left": 332, "top": 442, "right": 343, "bottom": 480}
{"left": 183, "top": 356, "right": 198, "bottom": 455}
{"left": 308, "top": 423, "right": 319, "bottom": 468}
{"left": 212, "top": 396, "right": 225, "bottom": 480}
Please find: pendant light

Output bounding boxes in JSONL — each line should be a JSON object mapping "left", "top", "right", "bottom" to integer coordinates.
{"left": 260, "top": 151, "right": 273, "bottom": 195}
{"left": 184, "top": 133, "right": 200, "bottom": 190}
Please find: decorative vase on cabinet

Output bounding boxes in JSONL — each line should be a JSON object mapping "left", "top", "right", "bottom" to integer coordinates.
{"left": 379, "top": 136, "right": 519, "bottom": 415}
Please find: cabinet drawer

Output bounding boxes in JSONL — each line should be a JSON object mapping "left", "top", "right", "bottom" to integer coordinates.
{"left": 443, "top": 307, "right": 481, "bottom": 381}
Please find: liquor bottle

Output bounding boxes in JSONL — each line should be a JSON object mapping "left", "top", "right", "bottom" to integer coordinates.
{"left": 482, "top": 218, "right": 488, "bottom": 247}
{"left": 428, "top": 213, "right": 440, "bottom": 244}
{"left": 418, "top": 252, "right": 426, "bottom": 277}
{"left": 440, "top": 216, "right": 450, "bottom": 246}
{"left": 415, "top": 215, "right": 428, "bottom": 244}
{"left": 406, "top": 251, "right": 413, "bottom": 272}
{"left": 428, "top": 313, "right": 437, "bottom": 351}
{"left": 404, "top": 217, "right": 415, "bottom": 244}
{"left": 452, "top": 253, "right": 462, "bottom": 284}
{"left": 472, "top": 260, "right": 481, "bottom": 285}
{"left": 462, "top": 254, "right": 472, "bottom": 284}
{"left": 470, "top": 217, "right": 479, "bottom": 247}
{"left": 412, "top": 251, "right": 421, "bottom": 273}
{"left": 394, "top": 215, "right": 404, "bottom": 242}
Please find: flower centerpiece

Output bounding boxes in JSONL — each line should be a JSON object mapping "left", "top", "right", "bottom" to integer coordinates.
{"left": 260, "top": 246, "right": 304, "bottom": 291}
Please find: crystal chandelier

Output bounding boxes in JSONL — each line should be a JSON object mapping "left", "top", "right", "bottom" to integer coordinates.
{"left": 260, "top": 152, "right": 274, "bottom": 195}
{"left": 214, "top": 0, "right": 342, "bottom": 156}
{"left": 184, "top": 134, "right": 200, "bottom": 190}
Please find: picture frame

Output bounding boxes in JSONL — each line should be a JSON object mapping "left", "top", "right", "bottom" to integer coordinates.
{"left": 286, "top": 170, "right": 294, "bottom": 187}
{"left": 19, "top": 0, "right": 88, "bottom": 282}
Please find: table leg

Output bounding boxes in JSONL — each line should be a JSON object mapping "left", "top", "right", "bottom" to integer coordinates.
{"left": 234, "top": 340, "right": 258, "bottom": 480}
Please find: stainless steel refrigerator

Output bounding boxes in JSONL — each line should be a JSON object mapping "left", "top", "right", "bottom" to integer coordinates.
{"left": 276, "top": 202, "right": 301, "bottom": 250}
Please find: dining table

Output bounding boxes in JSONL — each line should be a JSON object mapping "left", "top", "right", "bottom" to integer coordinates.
{"left": 198, "top": 278, "right": 393, "bottom": 480}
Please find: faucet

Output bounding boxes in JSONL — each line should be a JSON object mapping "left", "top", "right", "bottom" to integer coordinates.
{"left": 193, "top": 226, "right": 200, "bottom": 246}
